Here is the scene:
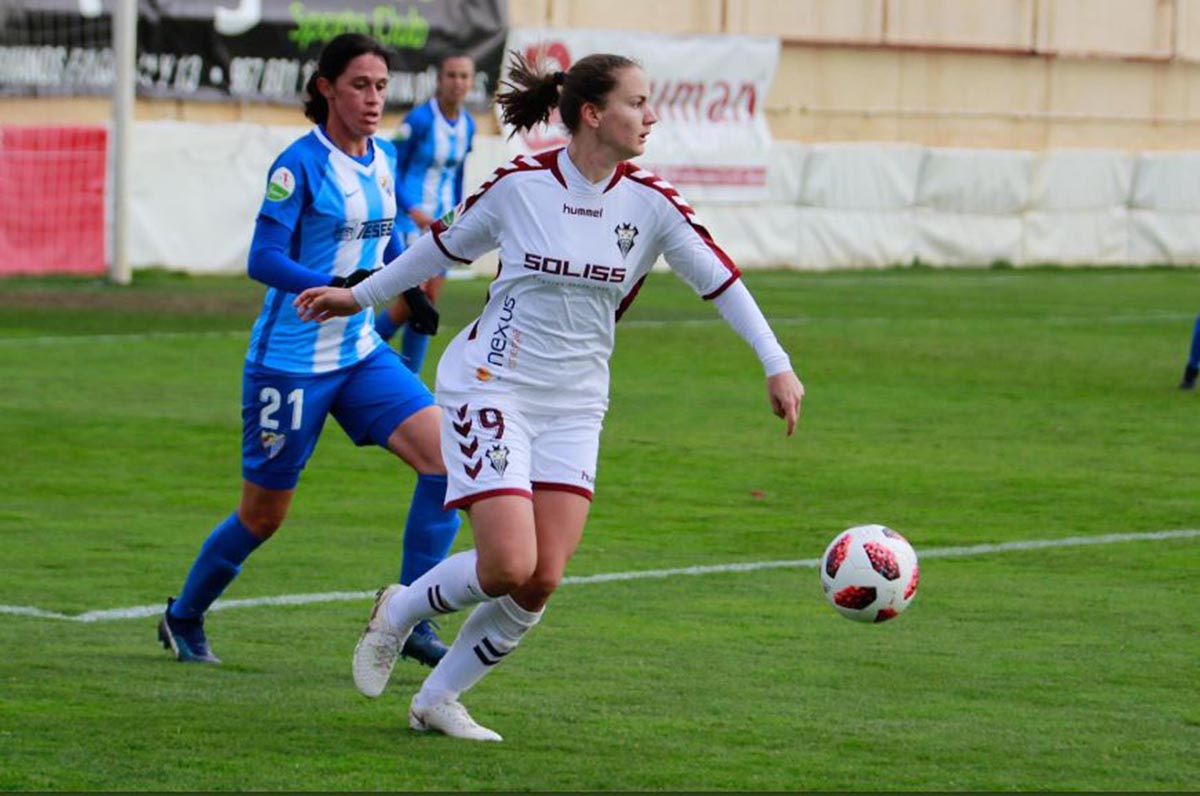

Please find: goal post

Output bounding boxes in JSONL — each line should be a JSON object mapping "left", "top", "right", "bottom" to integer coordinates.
{"left": 109, "top": 0, "right": 134, "bottom": 285}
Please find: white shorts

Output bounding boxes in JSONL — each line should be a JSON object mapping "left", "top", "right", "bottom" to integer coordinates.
{"left": 439, "top": 399, "right": 603, "bottom": 510}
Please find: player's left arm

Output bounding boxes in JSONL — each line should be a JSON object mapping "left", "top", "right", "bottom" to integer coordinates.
{"left": 658, "top": 204, "right": 804, "bottom": 435}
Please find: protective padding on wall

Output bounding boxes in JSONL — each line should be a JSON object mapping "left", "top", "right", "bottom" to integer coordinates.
{"left": 800, "top": 143, "right": 923, "bottom": 210}
{"left": 1023, "top": 208, "right": 1130, "bottom": 266}
{"left": 799, "top": 208, "right": 915, "bottom": 269}
{"left": 917, "top": 148, "right": 1033, "bottom": 214}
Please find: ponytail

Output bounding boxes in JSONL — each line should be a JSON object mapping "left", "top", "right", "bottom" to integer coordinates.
{"left": 494, "top": 50, "right": 563, "bottom": 135}
{"left": 496, "top": 50, "right": 639, "bottom": 137}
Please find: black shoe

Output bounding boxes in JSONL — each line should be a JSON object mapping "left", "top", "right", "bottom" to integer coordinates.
{"left": 157, "top": 597, "right": 221, "bottom": 663}
{"left": 1180, "top": 365, "right": 1198, "bottom": 391}
{"left": 400, "top": 619, "right": 447, "bottom": 667}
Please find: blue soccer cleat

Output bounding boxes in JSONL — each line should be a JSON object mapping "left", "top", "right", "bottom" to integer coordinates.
{"left": 401, "top": 619, "right": 448, "bottom": 668}
{"left": 1180, "top": 365, "right": 1198, "bottom": 391}
{"left": 157, "top": 597, "right": 221, "bottom": 664}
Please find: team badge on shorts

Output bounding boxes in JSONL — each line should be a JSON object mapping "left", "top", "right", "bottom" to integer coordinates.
{"left": 615, "top": 222, "right": 639, "bottom": 259}
{"left": 487, "top": 444, "right": 510, "bottom": 475}
{"left": 261, "top": 430, "right": 287, "bottom": 459}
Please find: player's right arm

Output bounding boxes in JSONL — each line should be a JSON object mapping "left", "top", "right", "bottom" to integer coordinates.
{"left": 295, "top": 169, "right": 504, "bottom": 322}
{"left": 248, "top": 149, "right": 349, "bottom": 293}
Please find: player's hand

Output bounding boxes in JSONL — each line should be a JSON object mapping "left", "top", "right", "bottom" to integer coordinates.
{"left": 402, "top": 287, "right": 440, "bottom": 335}
{"left": 329, "top": 268, "right": 378, "bottom": 288}
{"left": 293, "top": 286, "right": 361, "bottom": 322}
{"left": 767, "top": 371, "right": 804, "bottom": 436}
{"left": 409, "top": 208, "right": 435, "bottom": 231}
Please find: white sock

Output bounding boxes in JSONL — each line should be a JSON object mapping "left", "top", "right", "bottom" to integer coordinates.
{"left": 385, "top": 549, "right": 491, "bottom": 628}
{"left": 415, "top": 594, "right": 543, "bottom": 706}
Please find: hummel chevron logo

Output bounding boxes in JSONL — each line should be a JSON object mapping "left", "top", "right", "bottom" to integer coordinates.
{"left": 459, "top": 438, "right": 479, "bottom": 457}
{"left": 427, "top": 585, "right": 453, "bottom": 614}
{"left": 453, "top": 420, "right": 473, "bottom": 437}
{"left": 472, "top": 636, "right": 510, "bottom": 666}
{"left": 464, "top": 460, "right": 482, "bottom": 479}
{"left": 456, "top": 404, "right": 469, "bottom": 420}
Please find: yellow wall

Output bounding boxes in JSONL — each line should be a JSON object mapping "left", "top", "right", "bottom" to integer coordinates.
{"left": 6, "top": 0, "right": 1200, "bottom": 149}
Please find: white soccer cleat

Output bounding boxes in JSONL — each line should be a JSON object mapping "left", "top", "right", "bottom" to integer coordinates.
{"left": 408, "top": 697, "right": 503, "bottom": 742}
{"left": 352, "top": 584, "right": 412, "bottom": 698}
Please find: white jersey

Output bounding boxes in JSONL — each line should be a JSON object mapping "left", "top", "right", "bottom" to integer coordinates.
{"left": 356, "top": 147, "right": 763, "bottom": 414}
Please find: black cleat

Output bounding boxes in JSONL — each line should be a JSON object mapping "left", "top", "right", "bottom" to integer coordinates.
{"left": 400, "top": 619, "right": 448, "bottom": 668}
{"left": 1180, "top": 365, "right": 1198, "bottom": 391}
{"left": 157, "top": 597, "right": 221, "bottom": 664}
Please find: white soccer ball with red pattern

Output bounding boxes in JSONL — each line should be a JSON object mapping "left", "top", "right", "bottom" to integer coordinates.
{"left": 820, "top": 524, "right": 919, "bottom": 623}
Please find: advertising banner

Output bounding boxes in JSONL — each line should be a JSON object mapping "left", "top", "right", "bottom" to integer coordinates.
{"left": 499, "top": 28, "right": 780, "bottom": 201}
{"left": 0, "top": 0, "right": 506, "bottom": 109}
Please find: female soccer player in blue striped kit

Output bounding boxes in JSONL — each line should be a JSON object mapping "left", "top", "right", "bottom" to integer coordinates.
{"left": 374, "top": 54, "right": 477, "bottom": 375}
{"left": 157, "top": 33, "right": 458, "bottom": 667}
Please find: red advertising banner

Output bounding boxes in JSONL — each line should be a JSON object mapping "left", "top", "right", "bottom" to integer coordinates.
{"left": 0, "top": 126, "right": 107, "bottom": 276}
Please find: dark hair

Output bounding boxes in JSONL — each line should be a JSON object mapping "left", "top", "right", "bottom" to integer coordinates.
{"left": 303, "top": 33, "right": 390, "bottom": 124}
{"left": 495, "top": 50, "right": 638, "bottom": 136}
{"left": 438, "top": 53, "right": 475, "bottom": 73}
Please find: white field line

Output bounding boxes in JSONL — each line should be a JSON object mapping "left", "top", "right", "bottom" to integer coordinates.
{"left": 0, "top": 311, "right": 1190, "bottom": 348}
{"left": 2, "top": 528, "right": 1196, "bottom": 624}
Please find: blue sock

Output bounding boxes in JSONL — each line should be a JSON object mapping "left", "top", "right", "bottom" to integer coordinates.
{"left": 375, "top": 310, "right": 401, "bottom": 343}
{"left": 400, "top": 474, "right": 461, "bottom": 585}
{"left": 170, "top": 512, "right": 264, "bottom": 619}
{"left": 1188, "top": 314, "right": 1200, "bottom": 369}
{"left": 399, "top": 324, "right": 431, "bottom": 375}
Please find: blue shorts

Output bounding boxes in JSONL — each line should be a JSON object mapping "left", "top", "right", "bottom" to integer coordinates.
{"left": 241, "top": 346, "right": 433, "bottom": 490}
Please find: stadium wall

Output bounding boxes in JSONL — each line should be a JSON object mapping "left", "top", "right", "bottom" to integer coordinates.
{"left": 126, "top": 120, "right": 1200, "bottom": 272}
{"left": 7, "top": 0, "right": 1200, "bottom": 150}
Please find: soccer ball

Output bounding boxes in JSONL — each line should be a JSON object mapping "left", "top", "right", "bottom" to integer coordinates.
{"left": 820, "top": 524, "right": 919, "bottom": 623}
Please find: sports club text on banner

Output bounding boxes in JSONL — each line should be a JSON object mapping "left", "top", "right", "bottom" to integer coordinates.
{"left": 499, "top": 29, "right": 780, "bottom": 202}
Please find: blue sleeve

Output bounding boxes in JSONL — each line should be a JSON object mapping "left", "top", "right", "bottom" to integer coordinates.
{"left": 454, "top": 114, "right": 476, "bottom": 204}
{"left": 392, "top": 109, "right": 424, "bottom": 212}
{"left": 257, "top": 146, "right": 309, "bottom": 231}
{"left": 383, "top": 222, "right": 405, "bottom": 263}
{"left": 248, "top": 215, "right": 336, "bottom": 293}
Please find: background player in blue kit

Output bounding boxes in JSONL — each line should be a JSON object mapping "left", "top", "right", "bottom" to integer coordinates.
{"left": 375, "top": 54, "right": 477, "bottom": 376}
{"left": 1179, "top": 314, "right": 1200, "bottom": 389}
{"left": 157, "top": 33, "right": 458, "bottom": 667}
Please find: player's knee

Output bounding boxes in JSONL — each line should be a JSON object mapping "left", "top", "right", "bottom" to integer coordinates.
{"left": 478, "top": 555, "right": 537, "bottom": 597}
{"left": 518, "top": 569, "right": 562, "bottom": 604}
{"left": 239, "top": 508, "right": 286, "bottom": 539}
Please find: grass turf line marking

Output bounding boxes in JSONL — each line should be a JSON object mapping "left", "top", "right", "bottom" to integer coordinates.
{"left": 0, "top": 310, "right": 1191, "bottom": 348}
{"left": 2, "top": 528, "right": 1196, "bottom": 623}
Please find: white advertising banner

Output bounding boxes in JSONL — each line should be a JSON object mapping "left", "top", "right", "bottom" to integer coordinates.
{"left": 498, "top": 28, "right": 780, "bottom": 202}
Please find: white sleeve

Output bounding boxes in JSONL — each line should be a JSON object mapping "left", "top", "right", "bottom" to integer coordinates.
{"left": 657, "top": 200, "right": 740, "bottom": 300}
{"left": 712, "top": 280, "right": 794, "bottom": 377}
{"left": 351, "top": 233, "right": 453, "bottom": 307}
{"left": 353, "top": 182, "right": 501, "bottom": 307}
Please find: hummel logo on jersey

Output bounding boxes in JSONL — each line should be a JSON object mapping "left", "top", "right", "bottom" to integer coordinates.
{"left": 563, "top": 203, "right": 603, "bottom": 218}
{"left": 615, "top": 223, "right": 639, "bottom": 259}
{"left": 523, "top": 253, "right": 626, "bottom": 283}
{"left": 335, "top": 219, "right": 394, "bottom": 241}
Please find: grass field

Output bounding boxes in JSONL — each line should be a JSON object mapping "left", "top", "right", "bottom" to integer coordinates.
{"left": 1, "top": 266, "right": 1198, "bottom": 791}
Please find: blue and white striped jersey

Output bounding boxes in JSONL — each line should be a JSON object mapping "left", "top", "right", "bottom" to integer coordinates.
{"left": 393, "top": 98, "right": 475, "bottom": 234}
{"left": 247, "top": 127, "right": 398, "bottom": 374}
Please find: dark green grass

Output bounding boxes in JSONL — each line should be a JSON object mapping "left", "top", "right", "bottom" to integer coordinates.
{"left": 0, "top": 267, "right": 1198, "bottom": 791}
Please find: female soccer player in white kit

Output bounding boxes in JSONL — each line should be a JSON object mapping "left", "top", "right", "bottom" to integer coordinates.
{"left": 295, "top": 52, "right": 805, "bottom": 742}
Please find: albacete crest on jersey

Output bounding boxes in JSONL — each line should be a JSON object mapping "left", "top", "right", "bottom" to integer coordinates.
{"left": 486, "top": 444, "right": 509, "bottom": 475}
{"left": 615, "top": 223, "right": 638, "bottom": 259}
